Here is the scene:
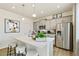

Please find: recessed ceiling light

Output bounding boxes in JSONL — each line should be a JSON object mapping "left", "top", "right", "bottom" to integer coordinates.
{"left": 12, "top": 6, "right": 15, "bottom": 9}
{"left": 57, "top": 5, "right": 60, "bottom": 8}
{"left": 32, "top": 14, "right": 36, "bottom": 17}
{"left": 22, "top": 18, "right": 25, "bottom": 20}
{"left": 32, "top": 4, "right": 35, "bottom": 7}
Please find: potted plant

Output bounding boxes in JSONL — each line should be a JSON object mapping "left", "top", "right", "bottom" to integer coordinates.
{"left": 36, "top": 31, "right": 46, "bottom": 41}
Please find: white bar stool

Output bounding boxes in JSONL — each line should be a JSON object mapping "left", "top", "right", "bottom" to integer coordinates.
{"left": 16, "top": 41, "right": 39, "bottom": 56}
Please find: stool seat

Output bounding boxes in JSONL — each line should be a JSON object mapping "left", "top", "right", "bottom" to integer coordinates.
{"left": 16, "top": 46, "right": 26, "bottom": 56}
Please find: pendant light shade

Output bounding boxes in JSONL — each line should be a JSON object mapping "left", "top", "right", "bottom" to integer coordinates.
{"left": 32, "top": 13, "right": 36, "bottom": 17}
{"left": 32, "top": 3, "right": 36, "bottom": 17}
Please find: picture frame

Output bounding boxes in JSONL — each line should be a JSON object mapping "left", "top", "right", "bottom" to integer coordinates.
{"left": 4, "top": 18, "right": 20, "bottom": 33}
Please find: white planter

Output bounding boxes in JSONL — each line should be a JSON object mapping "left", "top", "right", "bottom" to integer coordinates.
{"left": 36, "top": 37, "right": 46, "bottom": 42}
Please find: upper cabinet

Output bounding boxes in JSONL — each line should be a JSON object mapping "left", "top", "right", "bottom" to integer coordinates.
{"left": 62, "top": 16, "right": 72, "bottom": 23}
{"left": 46, "top": 20, "right": 51, "bottom": 30}
{"left": 50, "top": 19, "right": 57, "bottom": 30}
{"left": 39, "top": 20, "right": 46, "bottom": 26}
{"left": 33, "top": 11, "right": 73, "bottom": 32}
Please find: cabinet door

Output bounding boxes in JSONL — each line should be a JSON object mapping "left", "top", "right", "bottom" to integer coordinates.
{"left": 56, "top": 23, "right": 62, "bottom": 31}
{"left": 46, "top": 20, "right": 51, "bottom": 30}
{"left": 50, "top": 20, "right": 56, "bottom": 29}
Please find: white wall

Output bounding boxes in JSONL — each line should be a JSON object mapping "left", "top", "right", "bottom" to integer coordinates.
{"left": 0, "top": 9, "right": 33, "bottom": 49}
{"left": 76, "top": 4, "right": 79, "bottom": 55}
{"left": 72, "top": 4, "right": 76, "bottom": 55}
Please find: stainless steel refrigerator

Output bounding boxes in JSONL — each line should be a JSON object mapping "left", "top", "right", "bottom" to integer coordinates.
{"left": 56, "top": 22, "right": 73, "bottom": 51}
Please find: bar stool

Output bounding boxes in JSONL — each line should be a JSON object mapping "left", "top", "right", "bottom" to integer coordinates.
{"left": 15, "top": 41, "right": 27, "bottom": 56}
{"left": 16, "top": 42, "right": 39, "bottom": 56}
{"left": 16, "top": 46, "right": 27, "bottom": 56}
{"left": 7, "top": 43, "right": 16, "bottom": 56}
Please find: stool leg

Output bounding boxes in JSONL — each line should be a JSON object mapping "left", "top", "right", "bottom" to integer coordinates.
{"left": 7, "top": 44, "right": 17, "bottom": 56}
{"left": 25, "top": 48, "right": 27, "bottom": 54}
{"left": 10, "top": 46, "right": 12, "bottom": 56}
{"left": 7, "top": 47, "right": 9, "bottom": 56}
{"left": 14, "top": 47, "right": 16, "bottom": 56}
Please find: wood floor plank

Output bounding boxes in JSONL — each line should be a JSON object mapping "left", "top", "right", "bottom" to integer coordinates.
{"left": 53, "top": 47, "right": 74, "bottom": 56}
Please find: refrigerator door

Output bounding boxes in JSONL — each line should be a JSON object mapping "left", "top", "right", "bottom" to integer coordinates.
{"left": 56, "top": 34, "right": 63, "bottom": 48}
{"left": 62, "top": 23, "right": 70, "bottom": 49}
{"left": 56, "top": 23, "right": 63, "bottom": 48}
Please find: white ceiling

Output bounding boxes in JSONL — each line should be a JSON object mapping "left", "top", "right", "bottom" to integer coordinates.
{"left": 0, "top": 3, "right": 73, "bottom": 19}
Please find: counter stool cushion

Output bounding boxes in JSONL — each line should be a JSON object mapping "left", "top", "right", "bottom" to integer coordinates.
{"left": 16, "top": 46, "right": 26, "bottom": 55}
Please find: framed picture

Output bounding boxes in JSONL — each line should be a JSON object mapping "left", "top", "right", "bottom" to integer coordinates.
{"left": 57, "top": 13, "right": 62, "bottom": 18}
{"left": 52, "top": 14, "right": 57, "bottom": 19}
{"left": 4, "top": 18, "right": 20, "bottom": 33}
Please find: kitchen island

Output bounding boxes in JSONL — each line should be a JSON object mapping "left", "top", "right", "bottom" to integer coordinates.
{"left": 15, "top": 35, "right": 54, "bottom": 56}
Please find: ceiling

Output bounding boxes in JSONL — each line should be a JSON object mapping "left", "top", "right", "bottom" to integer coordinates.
{"left": 0, "top": 3, "right": 73, "bottom": 19}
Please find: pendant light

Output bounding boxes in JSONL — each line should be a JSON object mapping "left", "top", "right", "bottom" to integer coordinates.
{"left": 32, "top": 3, "right": 36, "bottom": 17}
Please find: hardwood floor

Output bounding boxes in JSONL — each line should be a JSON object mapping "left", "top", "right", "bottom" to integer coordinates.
{"left": 0, "top": 48, "right": 7, "bottom": 56}
{"left": 53, "top": 47, "right": 74, "bottom": 56}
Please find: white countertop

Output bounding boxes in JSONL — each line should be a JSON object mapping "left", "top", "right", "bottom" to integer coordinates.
{"left": 15, "top": 35, "right": 54, "bottom": 48}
